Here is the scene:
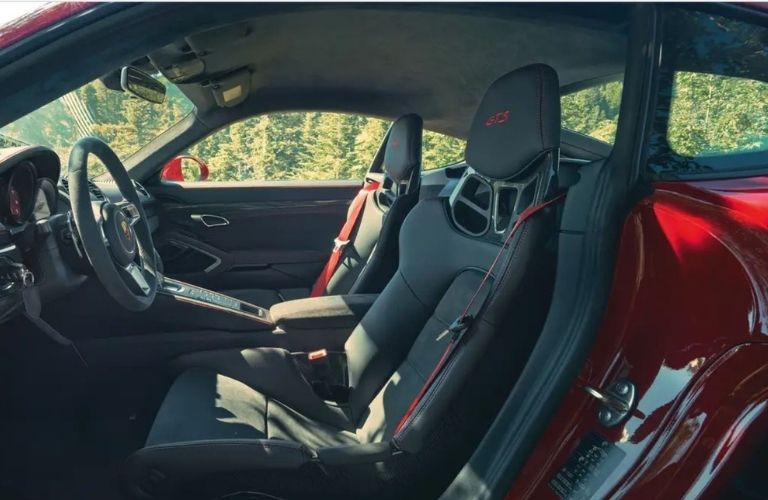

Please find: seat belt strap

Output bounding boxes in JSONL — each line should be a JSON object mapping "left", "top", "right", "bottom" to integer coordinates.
{"left": 394, "top": 193, "right": 565, "bottom": 435}
{"left": 310, "top": 180, "right": 380, "bottom": 297}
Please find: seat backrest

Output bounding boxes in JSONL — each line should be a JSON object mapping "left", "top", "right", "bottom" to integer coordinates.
{"left": 322, "top": 114, "right": 423, "bottom": 296}
{"left": 343, "top": 64, "right": 562, "bottom": 450}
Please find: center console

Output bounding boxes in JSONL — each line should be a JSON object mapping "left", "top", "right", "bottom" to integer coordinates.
{"left": 159, "top": 276, "right": 272, "bottom": 326}
{"left": 156, "top": 277, "right": 378, "bottom": 352}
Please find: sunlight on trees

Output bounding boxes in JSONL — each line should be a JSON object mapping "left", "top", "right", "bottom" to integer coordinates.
{"left": 190, "top": 112, "right": 467, "bottom": 182}
{"left": 1, "top": 70, "right": 765, "bottom": 183}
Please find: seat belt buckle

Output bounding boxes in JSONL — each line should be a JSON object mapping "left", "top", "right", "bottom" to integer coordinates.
{"left": 448, "top": 314, "right": 473, "bottom": 341}
{"left": 308, "top": 349, "right": 328, "bottom": 361}
{"left": 333, "top": 238, "right": 350, "bottom": 252}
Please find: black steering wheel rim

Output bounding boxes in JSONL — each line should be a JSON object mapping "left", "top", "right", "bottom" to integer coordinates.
{"left": 69, "top": 137, "right": 158, "bottom": 311}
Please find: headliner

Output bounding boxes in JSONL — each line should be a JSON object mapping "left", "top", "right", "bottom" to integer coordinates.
{"left": 149, "top": 5, "right": 628, "bottom": 138}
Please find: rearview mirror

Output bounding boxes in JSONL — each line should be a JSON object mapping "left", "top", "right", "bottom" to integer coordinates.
{"left": 120, "top": 66, "right": 166, "bottom": 104}
{"left": 161, "top": 155, "right": 210, "bottom": 182}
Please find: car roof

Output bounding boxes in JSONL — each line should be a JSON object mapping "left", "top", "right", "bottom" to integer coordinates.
{"left": 147, "top": 4, "right": 629, "bottom": 139}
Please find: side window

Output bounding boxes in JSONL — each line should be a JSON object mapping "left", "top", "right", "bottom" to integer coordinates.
{"left": 180, "top": 112, "right": 466, "bottom": 182}
{"left": 668, "top": 72, "right": 768, "bottom": 157}
{"left": 422, "top": 130, "right": 466, "bottom": 170}
{"left": 648, "top": 9, "right": 768, "bottom": 178}
{"left": 561, "top": 80, "right": 623, "bottom": 144}
{"left": 187, "top": 112, "right": 390, "bottom": 182}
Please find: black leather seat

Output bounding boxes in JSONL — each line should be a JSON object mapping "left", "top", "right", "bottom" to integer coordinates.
{"left": 222, "top": 114, "right": 423, "bottom": 307}
{"left": 125, "top": 64, "right": 563, "bottom": 499}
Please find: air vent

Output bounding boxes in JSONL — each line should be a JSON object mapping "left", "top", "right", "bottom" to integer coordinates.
{"left": 133, "top": 180, "right": 150, "bottom": 197}
{"left": 59, "top": 178, "right": 106, "bottom": 201}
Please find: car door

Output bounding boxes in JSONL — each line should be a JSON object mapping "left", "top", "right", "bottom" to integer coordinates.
{"left": 147, "top": 111, "right": 392, "bottom": 295}
{"left": 498, "top": 6, "right": 768, "bottom": 499}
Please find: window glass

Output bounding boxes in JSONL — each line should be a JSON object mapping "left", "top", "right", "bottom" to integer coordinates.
{"left": 668, "top": 72, "right": 768, "bottom": 157}
{"left": 0, "top": 76, "right": 193, "bottom": 176}
{"left": 188, "top": 113, "right": 389, "bottom": 181}
{"left": 648, "top": 9, "right": 768, "bottom": 178}
{"left": 422, "top": 130, "right": 466, "bottom": 170}
{"left": 561, "top": 81, "right": 623, "bottom": 144}
{"left": 186, "top": 112, "right": 467, "bottom": 182}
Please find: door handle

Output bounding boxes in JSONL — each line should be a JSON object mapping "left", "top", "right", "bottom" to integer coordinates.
{"left": 190, "top": 214, "right": 230, "bottom": 228}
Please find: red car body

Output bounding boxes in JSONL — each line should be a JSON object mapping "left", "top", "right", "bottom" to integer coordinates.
{"left": 509, "top": 177, "right": 768, "bottom": 498}
{"left": 2, "top": 4, "right": 768, "bottom": 499}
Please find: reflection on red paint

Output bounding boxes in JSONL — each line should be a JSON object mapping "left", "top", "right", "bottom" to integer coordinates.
{"left": 507, "top": 178, "right": 768, "bottom": 499}
{"left": 0, "top": 2, "right": 93, "bottom": 51}
{"left": 652, "top": 203, "right": 715, "bottom": 260}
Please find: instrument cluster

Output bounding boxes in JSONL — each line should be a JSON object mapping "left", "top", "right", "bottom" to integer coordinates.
{"left": 0, "top": 160, "right": 38, "bottom": 226}
{"left": 0, "top": 147, "right": 60, "bottom": 229}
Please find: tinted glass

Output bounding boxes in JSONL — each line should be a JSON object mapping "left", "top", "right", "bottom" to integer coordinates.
{"left": 648, "top": 9, "right": 768, "bottom": 178}
{"left": 561, "top": 80, "right": 623, "bottom": 144}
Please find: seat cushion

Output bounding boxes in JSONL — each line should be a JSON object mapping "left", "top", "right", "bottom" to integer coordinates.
{"left": 147, "top": 369, "right": 357, "bottom": 449}
{"left": 147, "top": 369, "right": 268, "bottom": 446}
{"left": 173, "top": 347, "right": 352, "bottom": 430}
{"left": 125, "top": 367, "right": 357, "bottom": 498}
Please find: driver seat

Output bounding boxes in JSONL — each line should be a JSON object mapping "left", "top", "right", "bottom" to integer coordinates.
{"left": 124, "top": 64, "right": 564, "bottom": 499}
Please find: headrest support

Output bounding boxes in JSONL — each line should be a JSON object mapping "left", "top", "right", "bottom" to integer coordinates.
{"left": 383, "top": 113, "right": 423, "bottom": 182}
{"left": 465, "top": 64, "right": 560, "bottom": 180}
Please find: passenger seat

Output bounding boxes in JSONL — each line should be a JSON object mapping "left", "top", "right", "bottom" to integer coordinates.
{"left": 222, "top": 114, "right": 423, "bottom": 307}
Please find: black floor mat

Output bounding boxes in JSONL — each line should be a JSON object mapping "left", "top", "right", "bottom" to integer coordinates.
{"left": 0, "top": 317, "right": 170, "bottom": 500}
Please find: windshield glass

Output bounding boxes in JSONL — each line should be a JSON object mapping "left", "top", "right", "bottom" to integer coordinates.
{"left": 0, "top": 75, "right": 194, "bottom": 176}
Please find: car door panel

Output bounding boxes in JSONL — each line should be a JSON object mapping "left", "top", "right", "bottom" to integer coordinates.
{"left": 149, "top": 180, "right": 360, "bottom": 290}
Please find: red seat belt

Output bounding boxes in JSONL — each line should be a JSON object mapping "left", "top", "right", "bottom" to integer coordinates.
{"left": 394, "top": 193, "right": 565, "bottom": 435}
{"left": 310, "top": 180, "right": 381, "bottom": 297}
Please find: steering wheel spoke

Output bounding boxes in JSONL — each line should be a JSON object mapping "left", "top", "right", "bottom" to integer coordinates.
{"left": 123, "top": 262, "right": 152, "bottom": 296}
{"left": 115, "top": 200, "right": 141, "bottom": 226}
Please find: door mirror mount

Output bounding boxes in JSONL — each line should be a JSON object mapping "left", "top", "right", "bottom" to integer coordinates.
{"left": 161, "top": 155, "right": 210, "bottom": 182}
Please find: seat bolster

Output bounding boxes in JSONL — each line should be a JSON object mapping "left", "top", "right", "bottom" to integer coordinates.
{"left": 124, "top": 439, "right": 312, "bottom": 499}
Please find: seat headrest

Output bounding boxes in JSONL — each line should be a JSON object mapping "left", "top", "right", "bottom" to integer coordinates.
{"left": 383, "top": 114, "right": 423, "bottom": 182}
{"left": 465, "top": 64, "right": 560, "bottom": 180}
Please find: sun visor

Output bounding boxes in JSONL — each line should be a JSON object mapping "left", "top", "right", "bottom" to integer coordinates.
{"left": 207, "top": 69, "right": 250, "bottom": 107}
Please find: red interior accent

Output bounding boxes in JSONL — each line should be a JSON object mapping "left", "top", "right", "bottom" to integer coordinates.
{"left": 160, "top": 155, "right": 210, "bottom": 182}
{"left": 308, "top": 349, "right": 328, "bottom": 361}
{"left": 506, "top": 177, "right": 768, "bottom": 499}
{"left": 309, "top": 180, "right": 380, "bottom": 297}
{"left": 485, "top": 110, "right": 510, "bottom": 127}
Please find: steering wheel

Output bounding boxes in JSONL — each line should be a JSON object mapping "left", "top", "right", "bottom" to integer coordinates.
{"left": 68, "top": 137, "right": 158, "bottom": 311}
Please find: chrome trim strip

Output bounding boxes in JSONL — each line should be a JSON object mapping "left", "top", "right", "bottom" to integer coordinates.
{"left": 158, "top": 291, "right": 272, "bottom": 325}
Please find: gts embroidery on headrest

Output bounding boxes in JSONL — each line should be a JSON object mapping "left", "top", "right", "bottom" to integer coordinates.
{"left": 484, "top": 110, "right": 510, "bottom": 127}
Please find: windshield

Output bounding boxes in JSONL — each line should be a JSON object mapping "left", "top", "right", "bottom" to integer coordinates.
{"left": 0, "top": 75, "right": 194, "bottom": 176}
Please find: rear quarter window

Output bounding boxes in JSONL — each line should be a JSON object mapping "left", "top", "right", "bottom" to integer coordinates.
{"left": 648, "top": 8, "right": 768, "bottom": 179}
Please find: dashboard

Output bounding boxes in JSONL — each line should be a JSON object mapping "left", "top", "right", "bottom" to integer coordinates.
{"left": 0, "top": 144, "right": 158, "bottom": 322}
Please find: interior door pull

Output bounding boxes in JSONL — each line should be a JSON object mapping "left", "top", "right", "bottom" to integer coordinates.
{"left": 191, "top": 214, "right": 230, "bottom": 228}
